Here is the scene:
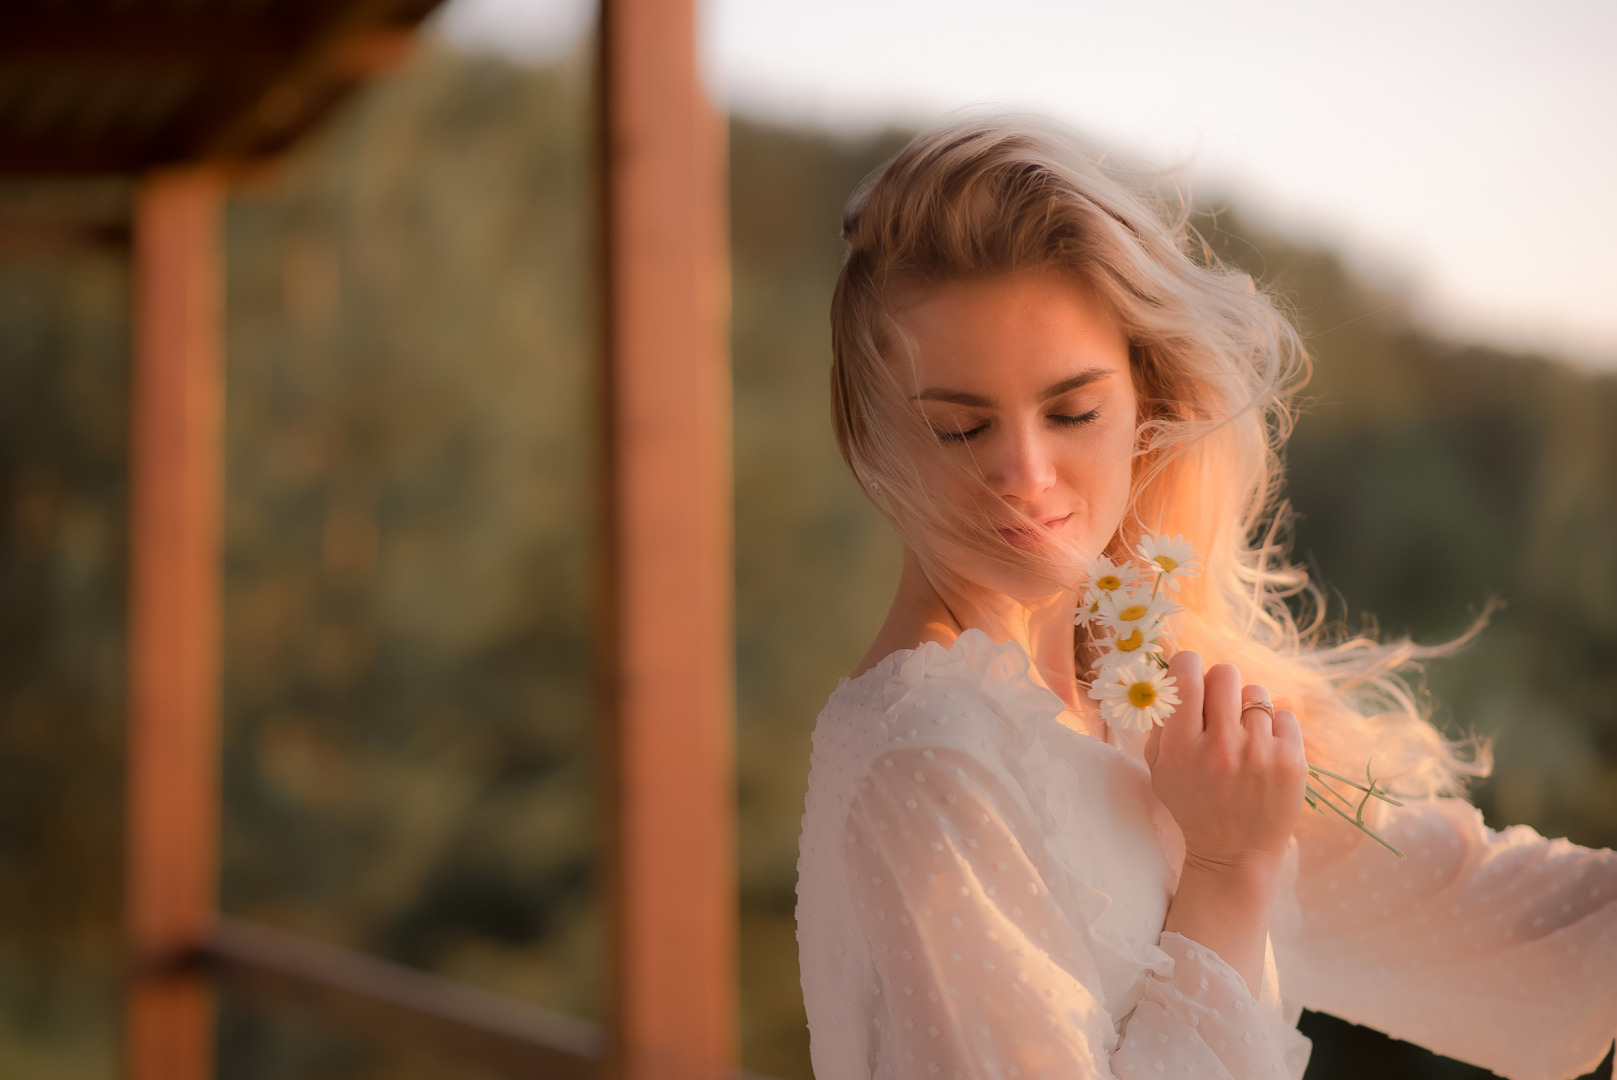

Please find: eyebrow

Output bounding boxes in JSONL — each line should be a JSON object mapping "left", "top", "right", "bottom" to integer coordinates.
{"left": 913, "top": 368, "right": 1111, "bottom": 408}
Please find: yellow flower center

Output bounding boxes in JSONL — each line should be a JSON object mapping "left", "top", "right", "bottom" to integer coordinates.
{"left": 1127, "top": 681, "right": 1158, "bottom": 708}
{"left": 1096, "top": 574, "right": 1121, "bottom": 591}
{"left": 1153, "top": 555, "right": 1178, "bottom": 572}
{"left": 1118, "top": 604, "right": 1148, "bottom": 621}
{"left": 1115, "top": 628, "right": 1144, "bottom": 651}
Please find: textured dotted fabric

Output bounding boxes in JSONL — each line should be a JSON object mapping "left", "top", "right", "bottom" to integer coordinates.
{"left": 796, "top": 630, "right": 1617, "bottom": 1080}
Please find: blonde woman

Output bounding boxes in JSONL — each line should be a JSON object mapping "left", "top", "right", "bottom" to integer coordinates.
{"left": 794, "top": 117, "right": 1617, "bottom": 1079}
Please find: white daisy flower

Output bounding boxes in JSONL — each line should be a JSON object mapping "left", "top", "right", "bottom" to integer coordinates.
{"left": 1092, "top": 626, "right": 1163, "bottom": 667}
{"left": 1096, "top": 589, "right": 1180, "bottom": 644}
{"left": 1076, "top": 555, "right": 1138, "bottom": 627}
{"left": 1137, "top": 534, "right": 1202, "bottom": 591}
{"left": 1088, "top": 658, "right": 1181, "bottom": 733}
{"left": 1073, "top": 594, "right": 1104, "bottom": 628}
{"left": 1083, "top": 554, "right": 1138, "bottom": 597}
{"left": 1089, "top": 646, "right": 1159, "bottom": 695}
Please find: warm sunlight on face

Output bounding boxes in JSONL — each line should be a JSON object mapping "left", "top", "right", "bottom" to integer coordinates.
{"left": 892, "top": 268, "right": 1137, "bottom": 599}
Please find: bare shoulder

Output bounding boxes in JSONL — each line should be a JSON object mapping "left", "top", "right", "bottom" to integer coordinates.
{"left": 849, "top": 616, "right": 960, "bottom": 680}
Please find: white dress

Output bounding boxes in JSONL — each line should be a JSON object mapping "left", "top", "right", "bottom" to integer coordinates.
{"left": 796, "top": 629, "right": 1617, "bottom": 1080}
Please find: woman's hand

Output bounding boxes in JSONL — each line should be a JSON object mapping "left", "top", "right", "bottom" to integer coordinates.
{"left": 1144, "top": 650, "right": 1307, "bottom": 994}
{"left": 1144, "top": 649, "right": 1306, "bottom": 873}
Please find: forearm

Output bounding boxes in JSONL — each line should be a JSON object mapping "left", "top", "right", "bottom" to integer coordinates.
{"left": 1162, "top": 857, "right": 1277, "bottom": 996}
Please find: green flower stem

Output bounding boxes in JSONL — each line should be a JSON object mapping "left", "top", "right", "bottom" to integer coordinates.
{"left": 1304, "top": 762, "right": 1406, "bottom": 859}
{"left": 1306, "top": 762, "right": 1405, "bottom": 806}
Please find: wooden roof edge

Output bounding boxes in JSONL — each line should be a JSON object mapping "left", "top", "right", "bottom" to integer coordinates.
{"left": 0, "top": 10, "right": 305, "bottom": 66}
{"left": 0, "top": 0, "right": 446, "bottom": 178}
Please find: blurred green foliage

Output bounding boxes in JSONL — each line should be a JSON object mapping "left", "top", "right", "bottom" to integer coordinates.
{"left": 1, "top": 43, "right": 1613, "bottom": 1080}
{"left": 0, "top": 181, "right": 130, "bottom": 1080}
{"left": 218, "top": 48, "right": 600, "bottom": 1079}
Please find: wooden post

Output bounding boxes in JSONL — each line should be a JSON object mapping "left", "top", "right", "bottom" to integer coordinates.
{"left": 597, "top": 1, "right": 735, "bottom": 1079}
{"left": 125, "top": 167, "right": 223, "bottom": 1080}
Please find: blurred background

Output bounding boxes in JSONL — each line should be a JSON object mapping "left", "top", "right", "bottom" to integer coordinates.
{"left": 3, "top": 0, "right": 1615, "bottom": 1077}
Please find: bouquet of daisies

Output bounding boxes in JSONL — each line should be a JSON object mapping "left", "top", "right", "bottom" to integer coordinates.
{"left": 1077, "top": 535, "right": 1407, "bottom": 858}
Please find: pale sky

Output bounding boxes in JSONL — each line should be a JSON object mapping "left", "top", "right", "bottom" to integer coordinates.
{"left": 433, "top": 0, "right": 1617, "bottom": 368}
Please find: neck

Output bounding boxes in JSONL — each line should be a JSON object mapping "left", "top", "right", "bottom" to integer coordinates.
{"left": 877, "top": 547, "right": 1098, "bottom": 727}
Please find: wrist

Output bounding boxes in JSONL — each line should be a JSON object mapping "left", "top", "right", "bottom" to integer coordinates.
{"left": 1171, "top": 860, "right": 1279, "bottom": 937}
{"left": 1177, "top": 850, "right": 1283, "bottom": 897}
{"left": 1164, "top": 856, "right": 1279, "bottom": 997}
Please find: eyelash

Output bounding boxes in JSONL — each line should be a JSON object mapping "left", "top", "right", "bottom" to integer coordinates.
{"left": 936, "top": 409, "right": 1101, "bottom": 444}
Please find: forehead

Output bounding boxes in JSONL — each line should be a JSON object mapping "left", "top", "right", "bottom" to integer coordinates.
{"left": 891, "top": 269, "right": 1130, "bottom": 394}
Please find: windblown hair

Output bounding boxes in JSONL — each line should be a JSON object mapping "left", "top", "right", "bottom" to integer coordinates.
{"left": 830, "top": 115, "right": 1489, "bottom": 798}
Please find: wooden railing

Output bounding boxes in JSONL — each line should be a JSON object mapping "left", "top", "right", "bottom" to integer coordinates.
{"left": 202, "top": 919, "right": 603, "bottom": 1080}
{"left": 195, "top": 919, "right": 779, "bottom": 1080}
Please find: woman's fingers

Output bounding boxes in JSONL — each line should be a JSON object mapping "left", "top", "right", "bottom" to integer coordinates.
{"left": 1202, "top": 662, "right": 1243, "bottom": 742}
{"left": 1273, "top": 705, "right": 1301, "bottom": 744}
{"left": 1272, "top": 707, "right": 1304, "bottom": 768}
{"left": 1239, "top": 683, "right": 1273, "bottom": 737}
{"left": 1162, "top": 650, "right": 1205, "bottom": 747}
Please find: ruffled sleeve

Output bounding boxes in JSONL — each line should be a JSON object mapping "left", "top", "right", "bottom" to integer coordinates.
{"left": 1291, "top": 795, "right": 1617, "bottom": 1080}
{"left": 845, "top": 740, "right": 1295, "bottom": 1079}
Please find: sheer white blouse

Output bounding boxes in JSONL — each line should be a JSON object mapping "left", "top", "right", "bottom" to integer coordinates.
{"left": 796, "top": 629, "right": 1617, "bottom": 1080}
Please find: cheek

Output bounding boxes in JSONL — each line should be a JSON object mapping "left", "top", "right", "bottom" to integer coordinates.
{"left": 911, "top": 444, "right": 974, "bottom": 497}
{"left": 1065, "top": 418, "right": 1136, "bottom": 505}
{"left": 1102, "top": 397, "right": 1139, "bottom": 468}
{"left": 1105, "top": 416, "right": 1139, "bottom": 476}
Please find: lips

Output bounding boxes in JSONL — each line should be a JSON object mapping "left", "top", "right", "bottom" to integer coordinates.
{"left": 997, "top": 513, "right": 1073, "bottom": 548}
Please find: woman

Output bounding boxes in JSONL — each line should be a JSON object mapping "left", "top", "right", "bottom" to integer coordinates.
{"left": 795, "top": 117, "right": 1617, "bottom": 1079}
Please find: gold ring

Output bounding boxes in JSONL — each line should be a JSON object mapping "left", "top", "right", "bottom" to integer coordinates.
{"left": 1241, "top": 699, "right": 1275, "bottom": 720}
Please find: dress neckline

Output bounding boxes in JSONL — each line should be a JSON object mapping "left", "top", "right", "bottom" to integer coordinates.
{"left": 838, "top": 627, "right": 1118, "bottom": 750}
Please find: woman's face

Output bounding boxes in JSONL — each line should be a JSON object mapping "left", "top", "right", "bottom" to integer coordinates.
{"left": 890, "top": 268, "right": 1138, "bottom": 599}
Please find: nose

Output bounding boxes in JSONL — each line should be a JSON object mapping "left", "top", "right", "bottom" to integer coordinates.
{"left": 983, "top": 418, "right": 1058, "bottom": 504}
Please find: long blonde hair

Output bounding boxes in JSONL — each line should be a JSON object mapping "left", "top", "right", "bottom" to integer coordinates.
{"left": 830, "top": 115, "right": 1489, "bottom": 797}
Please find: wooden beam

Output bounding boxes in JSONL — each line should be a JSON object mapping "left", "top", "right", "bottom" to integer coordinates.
{"left": 0, "top": 218, "right": 129, "bottom": 251}
{"left": 125, "top": 166, "right": 224, "bottom": 1080}
{"left": 0, "top": 144, "right": 165, "bottom": 178}
{"left": 0, "top": 13, "right": 303, "bottom": 65}
{"left": 597, "top": 2, "right": 735, "bottom": 1079}
{"left": 204, "top": 919, "right": 605, "bottom": 1080}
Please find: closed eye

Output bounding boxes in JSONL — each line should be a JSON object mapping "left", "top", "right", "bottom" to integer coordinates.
{"left": 934, "top": 409, "right": 1100, "bottom": 444}
{"left": 935, "top": 422, "right": 988, "bottom": 444}
{"left": 1051, "top": 409, "right": 1100, "bottom": 428}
